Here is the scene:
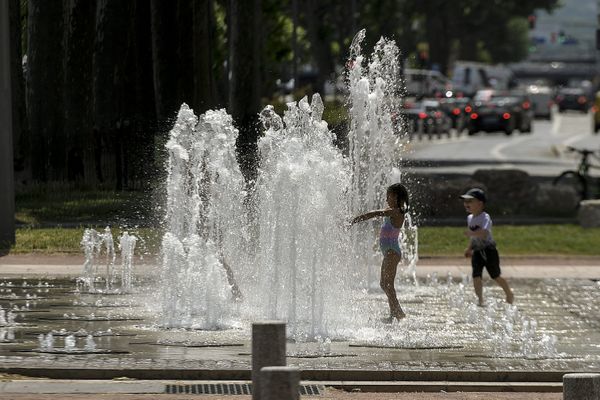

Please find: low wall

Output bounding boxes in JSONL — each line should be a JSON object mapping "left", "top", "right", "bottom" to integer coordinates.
{"left": 409, "top": 169, "right": 579, "bottom": 220}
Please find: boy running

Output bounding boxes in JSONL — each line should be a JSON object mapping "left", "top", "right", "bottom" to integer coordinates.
{"left": 460, "top": 188, "right": 514, "bottom": 306}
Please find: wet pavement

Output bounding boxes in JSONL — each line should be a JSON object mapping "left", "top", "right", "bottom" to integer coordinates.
{"left": 0, "top": 255, "right": 598, "bottom": 397}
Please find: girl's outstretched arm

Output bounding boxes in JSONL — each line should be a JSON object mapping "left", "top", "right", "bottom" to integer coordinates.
{"left": 351, "top": 209, "right": 390, "bottom": 224}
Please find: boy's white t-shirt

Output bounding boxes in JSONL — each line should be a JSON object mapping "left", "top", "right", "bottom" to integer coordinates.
{"left": 467, "top": 212, "right": 496, "bottom": 250}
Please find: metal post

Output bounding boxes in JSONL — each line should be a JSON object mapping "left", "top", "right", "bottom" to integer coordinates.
{"left": 0, "top": 0, "right": 16, "bottom": 250}
{"left": 252, "top": 321, "right": 286, "bottom": 400}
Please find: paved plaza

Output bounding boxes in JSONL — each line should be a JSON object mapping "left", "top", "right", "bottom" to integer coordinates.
{"left": 0, "top": 254, "right": 598, "bottom": 398}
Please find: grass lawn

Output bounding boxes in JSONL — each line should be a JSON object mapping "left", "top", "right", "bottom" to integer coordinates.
{"left": 9, "top": 225, "right": 600, "bottom": 257}
{"left": 419, "top": 225, "right": 600, "bottom": 256}
{"left": 11, "top": 186, "right": 600, "bottom": 257}
{"left": 15, "top": 185, "right": 157, "bottom": 227}
{"left": 13, "top": 227, "right": 162, "bottom": 255}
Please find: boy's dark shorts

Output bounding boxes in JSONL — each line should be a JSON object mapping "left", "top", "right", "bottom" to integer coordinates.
{"left": 471, "top": 247, "right": 501, "bottom": 279}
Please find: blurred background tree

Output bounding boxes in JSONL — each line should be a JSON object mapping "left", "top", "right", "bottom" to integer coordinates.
{"left": 9, "top": 0, "right": 559, "bottom": 189}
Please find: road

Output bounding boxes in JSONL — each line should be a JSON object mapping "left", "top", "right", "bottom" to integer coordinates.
{"left": 404, "top": 109, "right": 600, "bottom": 177}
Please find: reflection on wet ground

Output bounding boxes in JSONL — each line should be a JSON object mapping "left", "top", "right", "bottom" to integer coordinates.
{"left": 0, "top": 276, "right": 599, "bottom": 373}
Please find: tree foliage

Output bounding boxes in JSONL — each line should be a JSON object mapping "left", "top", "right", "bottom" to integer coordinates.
{"left": 12, "top": 0, "right": 560, "bottom": 187}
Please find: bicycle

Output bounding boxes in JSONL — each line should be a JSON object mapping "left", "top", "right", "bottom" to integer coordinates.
{"left": 553, "top": 146, "right": 600, "bottom": 204}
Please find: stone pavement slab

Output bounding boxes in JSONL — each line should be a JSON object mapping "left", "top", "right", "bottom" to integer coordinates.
{"left": 0, "top": 377, "right": 565, "bottom": 399}
{"left": 1, "top": 254, "right": 599, "bottom": 279}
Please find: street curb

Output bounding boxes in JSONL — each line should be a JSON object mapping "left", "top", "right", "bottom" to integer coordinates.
{"left": 0, "top": 367, "right": 583, "bottom": 382}
{"left": 0, "top": 379, "right": 564, "bottom": 394}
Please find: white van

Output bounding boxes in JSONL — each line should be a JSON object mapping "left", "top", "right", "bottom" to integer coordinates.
{"left": 403, "top": 69, "right": 452, "bottom": 98}
{"left": 451, "top": 61, "right": 513, "bottom": 97}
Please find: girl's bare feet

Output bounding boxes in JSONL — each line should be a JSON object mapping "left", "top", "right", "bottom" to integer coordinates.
{"left": 506, "top": 292, "right": 514, "bottom": 304}
{"left": 392, "top": 310, "right": 406, "bottom": 320}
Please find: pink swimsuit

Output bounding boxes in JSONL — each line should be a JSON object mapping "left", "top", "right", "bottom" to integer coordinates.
{"left": 379, "top": 217, "right": 401, "bottom": 255}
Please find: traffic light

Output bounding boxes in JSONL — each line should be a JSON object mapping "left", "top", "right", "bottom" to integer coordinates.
{"left": 418, "top": 50, "right": 428, "bottom": 68}
{"left": 527, "top": 15, "right": 536, "bottom": 29}
{"left": 558, "top": 30, "right": 566, "bottom": 44}
{"left": 416, "top": 42, "right": 429, "bottom": 68}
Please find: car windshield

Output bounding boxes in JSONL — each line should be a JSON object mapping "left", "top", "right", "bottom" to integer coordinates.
{"left": 559, "top": 88, "right": 584, "bottom": 95}
{"left": 489, "top": 97, "right": 516, "bottom": 105}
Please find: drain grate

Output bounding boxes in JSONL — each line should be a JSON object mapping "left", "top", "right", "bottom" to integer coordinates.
{"left": 165, "top": 383, "right": 323, "bottom": 396}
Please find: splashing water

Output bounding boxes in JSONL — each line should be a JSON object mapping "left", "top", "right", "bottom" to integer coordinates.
{"left": 119, "top": 232, "right": 138, "bottom": 291}
{"left": 153, "top": 31, "right": 417, "bottom": 341}
{"left": 159, "top": 104, "right": 248, "bottom": 329}
{"left": 346, "top": 29, "right": 417, "bottom": 287}
{"left": 250, "top": 95, "right": 352, "bottom": 340}
{"left": 80, "top": 227, "right": 115, "bottom": 292}
{"left": 79, "top": 228, "right": 138, "bottom": 293}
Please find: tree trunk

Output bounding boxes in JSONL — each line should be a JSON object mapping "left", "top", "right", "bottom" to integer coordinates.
{"left": 150, "top": 0, "right": 196, "bottom": 120}
{"left": 176, "top": 0, "right": 194, "bottom": 108}
{"left": 425, "top": 5, "right": 452, "bottom": 76}
{"left": 304, "top": 0, "right": 332, "bottom": 96}
{"left": 192, "top": 0, "right": 217, "bottom": 113}
{"left": 128, "top": 0, "right": 156, "bottom": 189}
{"left": 229, "top": 0, "right": 262, "bottom": 184}
{"left": 64, "top": 0, "right": 95, "bottom": 183}
{"left": 93, "top": 0, "right": 134, "bottom": 188}
{"left": 8, "top": 0, "right": 27, "bottom": 182}
{"left": 150, "top": 0, "right": 181, "bottom": 122}
{"left": 26, "top": 0, "right": 65, "bottom": 181}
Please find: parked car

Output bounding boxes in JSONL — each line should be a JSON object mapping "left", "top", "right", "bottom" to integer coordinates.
{"left": 467, "top": 94, "right": 532, "bottom": 136}
{"left": 437, "top": 97, "right": 471, "bottom": 132}
{"left": 555, "top": 87, "right": 589, "bottom": 113}
{"left": 421, "top": 99, "right": 452, "bottom": 134}
{"left": 396, "top": 103, "right": 435, "bottom": 137}
{"left": 470, "top": 90, "right": 533, "bottom": 134}
{"left": 593, "top": 91, "right": 600, "bottom": 133}
{"left": 506, "top": 92, "right": 534, "bottom": 133}
{"left": 525, "top": 84, "right": 553, "bottom": 119}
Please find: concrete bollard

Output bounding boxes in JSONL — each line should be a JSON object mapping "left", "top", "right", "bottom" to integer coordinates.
{"left": 563, "top": 373, "right": 600, "bottom": 400}
{"left": 260, "top": 366, "right": 300, "bottom": 400}
{"left": 578, "top": 199, "right": 600, "bottom": 228}
{"left": 252, "top": 321, "right": 286, "bottom": 400}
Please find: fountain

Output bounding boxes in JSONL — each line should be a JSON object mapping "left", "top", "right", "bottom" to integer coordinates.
{"left": 252, "top": 95, "right": 352, "bottom": 340}
{"left": 1, "top": 31, "right": 599, "bottom": 378}
{"left": 79, "top": 227, "right": 138, "bottom": 294}
{"left": 151, "top": 29, "right": 417, "bottom": 343}
{"left": 346, "top": 29, "right": 418, "bottom": 287}
{"left": 159, "top": 106, "right": 248, "bottom": 330}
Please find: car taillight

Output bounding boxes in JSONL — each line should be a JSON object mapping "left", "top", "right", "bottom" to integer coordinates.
{"left": 418, "top": 112, "right": 427, "bottom": 119}
{"left": 502, "top": 112, "right": 511, "bottom": 119}
{"left": 465, "top": 105, "right": 472, "bottom": 113}
{"left": 470, "top": 113, "right": 478, "bottom": 119}
{"left": 578, "top": 96, "right": 587, "bottom": 104}
{"left": 452, "top": 108, "right": 461, "bottom": 115}
{"left": 522, "top": 101, "right": 530, "bottom": 109}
